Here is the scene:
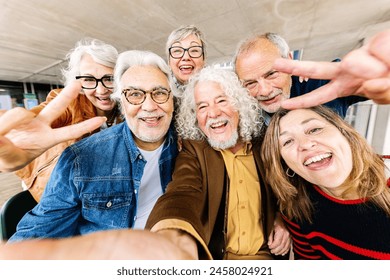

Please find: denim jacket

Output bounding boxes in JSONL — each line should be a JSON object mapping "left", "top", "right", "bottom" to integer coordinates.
{"left": 9, "top": 122, "right": 178, "bottom": 242}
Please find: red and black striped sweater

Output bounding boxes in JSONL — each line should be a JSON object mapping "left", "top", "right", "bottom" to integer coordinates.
{"left": 284, "top": 183, "right": 390, "bottom": 260}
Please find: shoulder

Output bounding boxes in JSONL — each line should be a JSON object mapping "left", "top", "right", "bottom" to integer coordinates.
{"left": 182, "top": 138, "right": 210, "bottom": 150}
{"left": 290, "top": 76, "right": 329, "bottom": 98}
{"left": 70, "top": 122, "right": 126, "bottom": 152}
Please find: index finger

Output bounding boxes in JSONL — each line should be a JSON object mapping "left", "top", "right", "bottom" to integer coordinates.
{"left": 37, "top": 81, "right": 82, "bottom": 123}
{"left": 274, "top": 58, "right": 340, "bottom": 80}
{"left": 367, "top": 29, "right": 390, "bottom": 67}
{"left": 281, "top": 83, "right": 339, "bottom": 109}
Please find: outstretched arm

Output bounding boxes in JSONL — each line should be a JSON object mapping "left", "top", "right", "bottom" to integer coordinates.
{"left": 273, "top": 29, "right": 390, "bottom": 109}
{"left": 0, "top": 229, "right": 196, "bottom": 260}
{"left": 0, "top": 81, "right": 105, "bottom": 172}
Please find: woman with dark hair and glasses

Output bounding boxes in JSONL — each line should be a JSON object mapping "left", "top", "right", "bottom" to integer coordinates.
{"left": 166, "top": 25, "right": 207, "bottom": 98}
{"left": 12, "top": 38, "right": 123, "bottom": 202}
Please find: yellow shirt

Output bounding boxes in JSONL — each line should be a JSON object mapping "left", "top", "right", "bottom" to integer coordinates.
{"left": 220, "top": 143, "right": 264, "bottom": 256}
{"left": 151, "top": 143, "right": 268, "bottom": 259}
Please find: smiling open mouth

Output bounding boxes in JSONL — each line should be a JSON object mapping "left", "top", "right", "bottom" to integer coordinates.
{"left": 303, "top": 152, "right": 332, "bottom": 166}
{"left": 96, "top": 96, "right": 111, "bottom": 102}
{"left": 140, "top": 116, "right": 162, "bottom": 124}
{"left": 179, "top": 65, "right": 194, "bottom": 71}
{"left": 210, "top": 120, "right": 227, "bottom": 129}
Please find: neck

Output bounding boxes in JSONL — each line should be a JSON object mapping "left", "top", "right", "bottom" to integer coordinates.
{"left": 104, "top": 105, "right": 118, "bottom": 127}
{"left": 135, "top": 137, "right": 165, "bottom": 151}
{"left": 96, "top": 108, "right": 106, "bottom": 117}
{"left": 228, "top": 141, "right": 244, "bottom": 154}
{"left": 318, "top": 184, "right": 359, "bottom": 200}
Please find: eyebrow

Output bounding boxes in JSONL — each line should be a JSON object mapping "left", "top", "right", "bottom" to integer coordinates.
{"left": 123, "top": 86, "right": 169, "bottom": 91}
{"left": 279, "top": 117, "right": 319, "bottom": 136}
{"left": 172, "top": 41, "right": 201, "bottom": 46}
{"left": 195, "top": 94, "right": 226, "bottom": 106}
{"left": 242, "top": 69, "right": 275, "bottom": 83}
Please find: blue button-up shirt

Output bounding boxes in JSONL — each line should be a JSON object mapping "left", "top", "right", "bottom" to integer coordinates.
{"left": 9, "top": 122, "right": 178, "bottom": 242}
{"left": 290, "top": 75, "right": 366, "bottom": 119}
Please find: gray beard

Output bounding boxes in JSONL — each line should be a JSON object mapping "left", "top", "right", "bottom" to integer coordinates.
{"left": 207, "top": 130, "right": 239, "bottom": 150}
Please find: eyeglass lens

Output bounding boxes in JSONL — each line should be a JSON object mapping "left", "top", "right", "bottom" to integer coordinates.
{"left": 122, "top": 88, "right": 170, "bottom": 105}
{"left": 76, "top": 76, "right": 114, "bottom": 89}
{"left": 169, "top": 46, "right": 203, "bottom": 59}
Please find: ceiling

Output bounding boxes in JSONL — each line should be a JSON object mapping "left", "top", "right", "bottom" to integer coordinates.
{"left": 1, "top": 0, "right": 390, "bottom": 86}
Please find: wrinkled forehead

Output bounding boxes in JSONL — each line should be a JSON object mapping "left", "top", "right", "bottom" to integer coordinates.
{"left": 236, "top": 42, "right": 281, "bottom": 79}
{"left": 120, "top": 65, "right": 170, "bottom": 90}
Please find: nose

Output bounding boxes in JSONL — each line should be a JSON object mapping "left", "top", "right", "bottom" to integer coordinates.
{"left": 207, "top": 105, "right": 221, "bottom": 118}
{"left": 256, "top": 79, "right": 273, "bottom": 97}
{"left": 181, "top": 49, "right": 191, "bottom": 60}
{"left": 95, "top": 81, "right": 110, "bottom": 94}
{"left": 141, "top": 93, "right": 158, "bottom": 111}
{"left": 298, "top": 137, "right": 316, "bottom": 151}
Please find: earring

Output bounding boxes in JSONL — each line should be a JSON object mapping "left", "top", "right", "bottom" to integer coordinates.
{"left": 286, "top": 168, "right": 295, "bottom": 178}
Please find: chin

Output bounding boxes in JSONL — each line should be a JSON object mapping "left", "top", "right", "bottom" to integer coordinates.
{"left": 265, "top": 105, "right": 281, "bottom": 113}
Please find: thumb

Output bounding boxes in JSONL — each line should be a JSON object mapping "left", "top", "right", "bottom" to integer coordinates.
{"left": 267, "top": 230, "right": 274, "bottom": 245}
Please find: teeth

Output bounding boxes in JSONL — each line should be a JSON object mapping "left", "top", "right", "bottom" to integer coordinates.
{"left": 179, "top": 66, "right": 193, "bottom": 70}
{"left": 140, "top": 116, "right": 161, "bottom": 122}
{"left": 304, "top": 153, "right": 332, "bottom": 166}
{"left": 210, "top": 121, "right": 226, "bottom": 129}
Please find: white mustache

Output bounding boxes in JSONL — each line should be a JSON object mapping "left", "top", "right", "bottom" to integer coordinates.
{"left": 206, "top": 117, "right": 229, "bottom": 128}
{"left": 255, "top": 89, "right": 283, "bottom": 101}
{"left": 137, "top": 112, "right": 165, "bottom": 119}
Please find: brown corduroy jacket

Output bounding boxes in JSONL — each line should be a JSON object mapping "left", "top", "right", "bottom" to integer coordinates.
{"left": 145, "top": 137, "right": 278, "bottom": 259}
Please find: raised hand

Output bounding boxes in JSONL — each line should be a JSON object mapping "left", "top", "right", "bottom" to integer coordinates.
{"left": 272, "top": 29, "right": 390, "bottom": 109}
{"left": 0, "top": 81, "right": 105, "bottom": 172}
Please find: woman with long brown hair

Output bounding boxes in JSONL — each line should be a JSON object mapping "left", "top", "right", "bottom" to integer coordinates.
{"left": 261, "top": 105, "right": 390, "bottom": 259}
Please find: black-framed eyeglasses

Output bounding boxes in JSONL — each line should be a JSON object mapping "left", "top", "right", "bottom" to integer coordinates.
{"left": 168, "top": 46, "right": 203, "bottom": 59}
{"left": 75, "top": 75, "right": 114, "bottom": 89}
{"left": 122, "top": 87, "right": 171, "bottom": 105}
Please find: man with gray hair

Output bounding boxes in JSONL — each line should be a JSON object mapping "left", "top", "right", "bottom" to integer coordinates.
{"left": 146, "top": 67, "right": 291, "bottom": 260}
{"left": 9, "top": 50, "right": 178, "bottom": 241}
{"left": 233, "top": 32, "right": 366, "bottom": 122}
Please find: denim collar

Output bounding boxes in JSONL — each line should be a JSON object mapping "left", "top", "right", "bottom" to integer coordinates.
{"left": 122, "top": 122, "right": 177, "bottom": 163}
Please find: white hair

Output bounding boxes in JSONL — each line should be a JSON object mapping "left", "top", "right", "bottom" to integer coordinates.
{"left": 111, "top": 50, "right": 170, "bottom": 101}
{"left": 62, "top": 38, "right": 118, "bottom": 86}
{"left": 176, "top": 66, "right": 264, "bottom": 142}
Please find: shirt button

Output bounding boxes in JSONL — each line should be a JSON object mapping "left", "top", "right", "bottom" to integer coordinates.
{"left": 138, "top": 155, "right": 143, "bottom": 160}
{"left": 106, "top": 201, "right": 112, "bottom": 208}
{"left": 239, "top": 179, "right": 243, "bottom": 183}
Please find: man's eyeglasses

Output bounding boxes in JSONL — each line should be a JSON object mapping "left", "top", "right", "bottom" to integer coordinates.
{"left": 76, "top": 75, "right": 114, "bottom": 89}
{"left": 168, "top": 46, "right": 203, "bottom": 59}
{"left": 122, "top": 87, "right": 171, "bottom": 105}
